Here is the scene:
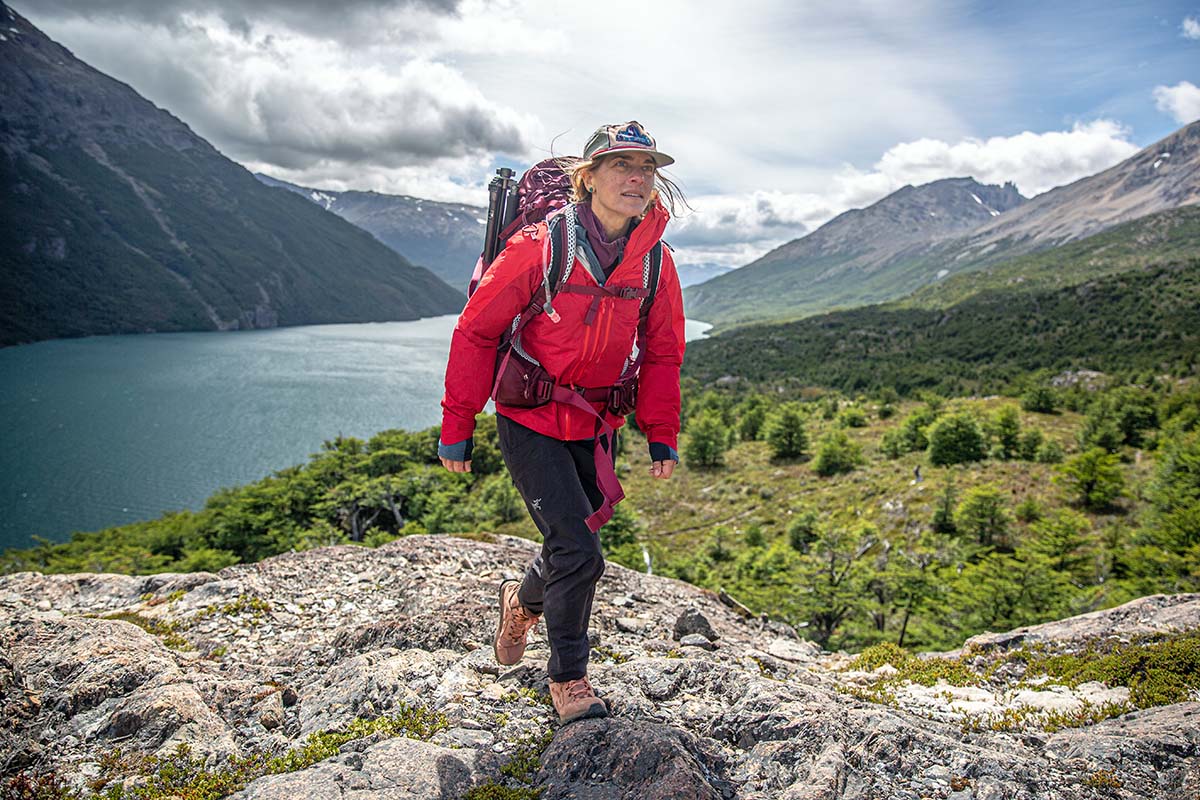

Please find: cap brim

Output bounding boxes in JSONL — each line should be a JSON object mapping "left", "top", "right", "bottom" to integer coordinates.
{"left": 590, "top": 145, "right": 675, "bottom": 168}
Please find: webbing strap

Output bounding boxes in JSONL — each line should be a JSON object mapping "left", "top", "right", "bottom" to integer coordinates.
{"left": 549, "top": 385, "right": 624, "bottom": 533}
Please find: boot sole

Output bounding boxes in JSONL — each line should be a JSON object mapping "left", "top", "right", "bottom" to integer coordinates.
{"left": 559, "top": 701, "right": 609, "bottom": 726}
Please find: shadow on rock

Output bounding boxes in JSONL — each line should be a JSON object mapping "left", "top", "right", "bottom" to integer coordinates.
{"left": 537, "top": 717, "right": 734, "bottom": 800}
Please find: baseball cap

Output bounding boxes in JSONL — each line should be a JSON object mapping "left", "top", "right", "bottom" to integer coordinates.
{"left": 582, "top": 121, "right": 674, "bottom": 167}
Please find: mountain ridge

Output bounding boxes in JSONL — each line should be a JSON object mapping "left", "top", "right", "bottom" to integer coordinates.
{"left": 254, "top": 173, "right": 486, "bottom": 288}
{"left": 685, "top": 177, "right": 1027, "bottom": 326}
{"left": 686, "top": 121, "right": 1200, "bottom": 329}
{"left": 0, "top": 2, "right": 463, "bottom": 346}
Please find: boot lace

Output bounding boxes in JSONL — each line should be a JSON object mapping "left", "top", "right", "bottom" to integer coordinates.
{"left": 565, "top": 676, "right": 596, "bottom": 701}
{"left": 500, "top": 598, "right": 539, "bottom": 645}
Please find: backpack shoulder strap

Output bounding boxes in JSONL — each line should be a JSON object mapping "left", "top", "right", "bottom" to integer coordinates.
{"left": 545, "top": 206, "right": 577, "bottom": 297}
{"left": 639, "top": 240, "right": 664, "bottom": 323}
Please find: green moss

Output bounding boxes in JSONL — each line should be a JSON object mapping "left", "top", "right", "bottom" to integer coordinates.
{"left": 193, "top": 594, "right": 272, "bottom": 622}
{"left": 97, "top": 612, "right": 192, "bottom": 651}
{"left": 846, "top": 644, "right": 982, "bottom": 689}
{"left": 91, "top": 706, "right": 448, "bottom": 800}
{"left": 1021, "top": 632, "right": 1200, "bottom": 707}
{"left": 847, "top": 642, "right": 910, "bottom": 671}
{"left": 590, "top": 645, "right": 631, "bottom": 665}
{"left": 464, "top": 730, "right": 554, "bottom": 800}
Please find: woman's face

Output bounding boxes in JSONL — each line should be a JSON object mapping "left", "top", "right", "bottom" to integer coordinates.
{"left": 588, "top": 153, "right": 657, "bottom": 227}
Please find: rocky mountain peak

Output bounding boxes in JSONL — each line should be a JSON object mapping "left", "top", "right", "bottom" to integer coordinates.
{"left": 2, "top": 535, "right": 1197, "bottom": 798}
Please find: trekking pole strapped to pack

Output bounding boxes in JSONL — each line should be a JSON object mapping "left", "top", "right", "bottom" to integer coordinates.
{"left": 474, "top": 168, "right": 519, "bottom": 295}
{"left": 469, "top": 158, "right": 578, "bottom": 298}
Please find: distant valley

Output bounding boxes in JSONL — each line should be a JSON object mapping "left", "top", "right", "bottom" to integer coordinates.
{"left": 255, "top": 174, "right": 486, "bottom": 289}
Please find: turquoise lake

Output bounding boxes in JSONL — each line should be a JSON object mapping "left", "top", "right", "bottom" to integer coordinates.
{"left": 0, "top": 316, "right": 711, "bottom": 550}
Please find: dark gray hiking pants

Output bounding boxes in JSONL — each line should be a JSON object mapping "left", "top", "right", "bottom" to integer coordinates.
{"left": 497, "top": 413, "right": 612, "bottom": 683}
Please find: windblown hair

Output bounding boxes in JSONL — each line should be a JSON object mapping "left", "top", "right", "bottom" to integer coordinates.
{"left": 559, "top": 154, "right": 689, "bottom": 218}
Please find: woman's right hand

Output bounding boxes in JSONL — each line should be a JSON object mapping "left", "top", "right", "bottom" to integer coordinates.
{"left": 440, "top": 458, "right": 472, "bottom": 473}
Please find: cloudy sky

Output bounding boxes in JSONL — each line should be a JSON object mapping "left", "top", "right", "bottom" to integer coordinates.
{"left": 13, "top": 0, "right": 1200, "bottom": 269}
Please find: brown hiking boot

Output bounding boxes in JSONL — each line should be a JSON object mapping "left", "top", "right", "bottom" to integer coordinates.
{"left": 548, "top": 675, "right": 608, "bottom": 725}
{"left": 494, "top": 579, "right": 540, "bottom": 666}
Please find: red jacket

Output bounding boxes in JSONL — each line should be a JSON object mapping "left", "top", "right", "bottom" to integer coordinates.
{"left": 440, "top": 200, "right": 685, "bottom": 449}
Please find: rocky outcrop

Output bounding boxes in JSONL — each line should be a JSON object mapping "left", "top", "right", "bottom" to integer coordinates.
{"left": 1, "top": 535, "right": 1198, "bottom": 799}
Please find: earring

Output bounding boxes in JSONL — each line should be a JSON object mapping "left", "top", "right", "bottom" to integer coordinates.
{"left": 588, "top": 186, "right": 594, "bottom": 192}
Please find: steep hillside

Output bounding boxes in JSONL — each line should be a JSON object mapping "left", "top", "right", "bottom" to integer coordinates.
{"left": 2, "top": 537, "right": 1197, "bottom": 799}
{"left": 943, "top": 119, "right": 1200, "bottom": 265}
{"left": 684, "top": 260, "right": 1200, "bottom": 395}
{"left": 687, "top": 121, "right": 1200, "bottom": 330}
{"left": 255, "top": 173, "right": 485, "bottom": 288}
{"left": 903, "top": 204, "right": 1200, "bottom": 309}
{"left": 0, "top": 3, "right": 463, "bottom": 346}
{"left": 684, "top": 178, "right": 1025, "bottom": 326}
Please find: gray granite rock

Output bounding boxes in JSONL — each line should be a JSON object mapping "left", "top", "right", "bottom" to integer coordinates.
{"left": 674, "top": 606, "right": 720, "bottom": 642}
{"left": 0, "top": 535, "right": 1197, "bottom": 800}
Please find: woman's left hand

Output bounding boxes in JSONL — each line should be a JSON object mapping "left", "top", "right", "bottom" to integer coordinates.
{"left": 650, "top": 460, "right": 675, "bottom": 479}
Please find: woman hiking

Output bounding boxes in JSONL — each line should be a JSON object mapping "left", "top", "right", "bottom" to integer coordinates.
{"left": 438, "top": 121, "right": 686, "bottom": 725}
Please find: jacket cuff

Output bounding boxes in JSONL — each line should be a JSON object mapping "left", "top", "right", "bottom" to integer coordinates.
{"left": 649, "top": 442, "right": 679, "bottom": 463}
{"left": 438, "top": 438, "right": 474, "bottom": 462}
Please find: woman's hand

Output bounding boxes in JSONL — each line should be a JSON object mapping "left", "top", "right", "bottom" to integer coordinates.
{"left": 649, "top": 460, "right": 675, "bottom": 479}
{"left": 440, "top": 458, "right": 472, "bottom": 473}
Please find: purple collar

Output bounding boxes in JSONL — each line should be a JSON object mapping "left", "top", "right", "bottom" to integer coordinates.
{"left": 576, "top": 202, "right": 630, "bottom": 273}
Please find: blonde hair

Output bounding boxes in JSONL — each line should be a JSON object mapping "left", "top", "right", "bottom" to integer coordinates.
{"left": 559, "top": 154, "right": 689, "bottom": 218}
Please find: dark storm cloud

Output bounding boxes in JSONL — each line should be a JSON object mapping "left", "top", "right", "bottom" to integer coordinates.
{"left": 16, "top": 0, "right": 459, "bottom": 38}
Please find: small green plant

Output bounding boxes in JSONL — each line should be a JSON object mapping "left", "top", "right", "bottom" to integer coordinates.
{"left": 91, "top": 706, "right": 448, "bottom": 800}
{"left": 847, "top": 641, "right": 910, "bottom": 672}
{"left": 1084, "top": 769, "right": 1123, "bottom": 790}
{"left": 98, "top": 612, "right": 192, "bottom": 651}
{"left": 3, "top": 771, "right": 81, "bottom": 799}
{"left": 590, "top": 645, "right": 631, "bottom": 665}
{"left": 464, "top": 729, "right": 555, "bottom": 800}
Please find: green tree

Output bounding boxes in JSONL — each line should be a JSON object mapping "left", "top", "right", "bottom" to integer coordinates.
{"left": 796, "top": 523, "right": 877, "bottom": 647}
{"left": 764, "top": 403, "right": 809, "bottom": 459}
{"left": 1142, "top": 431, "right": 1200, "bottom": 552}
{"left": 787, "top": 508, "right": 821, "bottom": 553}
{"left": 1027, "top": 508, "right": 1093, "bottom": 586}
{"left": 955, "top": 484, "right": 1011, "bottom": 548}
{"left": 1079, "top": 403, "right": 1124, "bottom": 454}
{"left": 683, "top": 410, "right": 728, "bottom": 469}
{"left": 1018, "top": 428, "right": 1045, "bottom": 461}
{"left": 813, "top": 430, "right": 864, "bottom": 476}
{"left": 477, "top": 474, "right": 525, "bottom": 524}
{"left": 897, "top": 407, "right": 939, "bottom": 453}
{"left": 989, "top": 405, "right": 1022, "bottom": 460}
{"left": 1021, "top": 385, "right": 1059, "bottom": 414}
{"left": 837, "top": 406, "right": 869, "bottom": 428}
{"left": 928, "top": 412, "right": 987, "bottom": 466}
{"left": 931, "top": 477, "right": 957, "bottom": 535}
{"left": 1035, "top": 439, "right": 1065, "bottom": 464}
{"left": 736, "top": 394, "right": 770, "bottom": 441}
{"left": 1055, "top": 448, "right": 1125, "bottom": 510}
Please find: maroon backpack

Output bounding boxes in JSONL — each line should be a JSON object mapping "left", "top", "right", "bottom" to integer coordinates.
{"left": 468, "top": 157, "right": 576, "bottom": 297}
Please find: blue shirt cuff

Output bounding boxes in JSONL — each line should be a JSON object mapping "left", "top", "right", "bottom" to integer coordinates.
{"left": 649, "top": 442, "right": 679, "bottom": 463}
{"left": 438, "top": 438, "right": 473, "bottom": 462}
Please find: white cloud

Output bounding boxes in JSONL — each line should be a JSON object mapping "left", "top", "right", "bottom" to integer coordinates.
{"left": 11, "top": 2, "right": 1153, "bottom": 269}
{"left": 1153, "top": 81, "right": 1200, "bottom": 125}
{"left": 31, "top": 11, "right": 541, "bottom": 201}
{"left": 852, "top": 119, "right": 1139, "bottom": 197}
{"left": 1183, "top": 16, "right": 1200, "bottom": 39}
